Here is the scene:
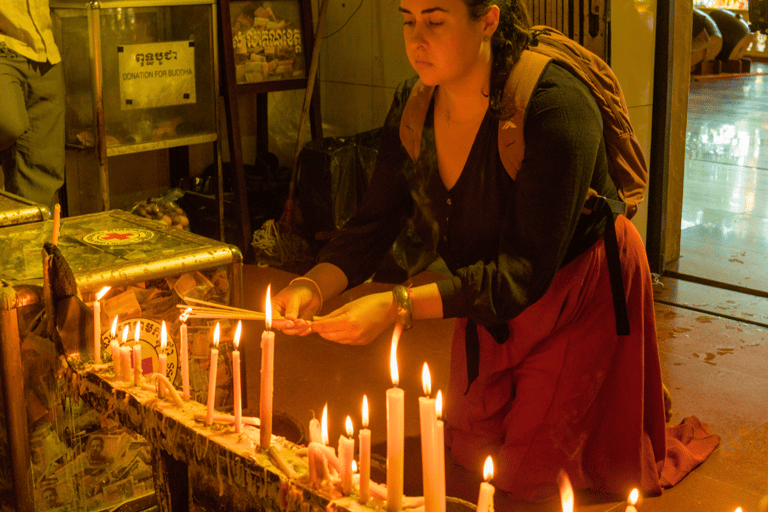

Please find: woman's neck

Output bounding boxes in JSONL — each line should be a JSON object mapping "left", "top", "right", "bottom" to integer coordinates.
{"left": 436, "top": 58, "right": 492, "bottom": 125}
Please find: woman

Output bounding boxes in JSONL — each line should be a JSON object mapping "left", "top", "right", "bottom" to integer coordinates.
{"left": 273, "top": 0, "right": 667, "bottom": 501}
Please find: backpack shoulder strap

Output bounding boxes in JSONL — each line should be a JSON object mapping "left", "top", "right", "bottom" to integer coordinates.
{"left": 497, "top": 49, "right": 552, "bottom": 180}
{"left": 399, "top": 79, "right": 436, "bottom": 163}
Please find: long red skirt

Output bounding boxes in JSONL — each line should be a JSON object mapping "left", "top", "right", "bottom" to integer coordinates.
{"left": 444, "top": 215, "right": 666, "bottom": 501}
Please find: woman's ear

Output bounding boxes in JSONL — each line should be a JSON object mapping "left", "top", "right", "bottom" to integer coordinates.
{"left": 483, "top": 5, "right": 500, "bottom": 37}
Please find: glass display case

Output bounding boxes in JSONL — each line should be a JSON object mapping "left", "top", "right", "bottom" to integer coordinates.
{"left": 51, "top": 0, "right": 220, "bottom": 210}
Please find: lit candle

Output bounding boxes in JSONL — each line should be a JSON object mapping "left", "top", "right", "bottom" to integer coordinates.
{"left": 206, "top": 323, "right": 220, "bottom": 426}
{"left": 558, "top": 470, "right": 574, "bottom": 512}
{"left": 625, "top": 488, "right": 639, "bottom": 512}
{"left": 109, "top": 317, "right": 120, "bottom": 376}
{"left": 339, "top": 416, "right": 355, "bottom": 495}
{"left": 387, "top": 324, "right": 404, "bottom": 512}
{"left": 158, "top": 321, "right": 167, "bottom": 398}
{"left": 132, "top": 322, "right": 142, "bottom": 387}
{"left": 435, "top": 390, "right": 446, "bottom": 512}
{"left": 93, "top": 287, "right": 110, "bottom": 364}
{"left": 120, "top": 325, "right": 132, "bottom": 382}
{"left": 309, "top": 412, "right": 323, "bottom": 444}
{"left": 419, "top": 363, "right": 440, "bottom": 512}
{"left": 308, "top": 403, "right": 331, "bottom": 486}
{"left": 359, "top": 395, "right": 371, "bottom": 504}
{"left": 233, "top": 320, "right": 243, "bottom": 434}
{"left": 260, "top": 285, "right": 275, "bottom": 450}
{"left": 180, "top": 308, "right": 191, "bottom": 400}
{"left": 476, "top": 456, "right": 495, "bottom": 512}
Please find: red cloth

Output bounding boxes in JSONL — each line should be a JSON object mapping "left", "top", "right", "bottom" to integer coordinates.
{"left": 660, "top": 416, "right": 720, "bottom": 487}
{"left": 444, "top": 216, "right": 713, "bottom": 502}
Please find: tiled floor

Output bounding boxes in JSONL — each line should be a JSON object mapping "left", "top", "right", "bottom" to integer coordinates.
{"left": 241, "top": 265, "right": 768, "bottom": 512}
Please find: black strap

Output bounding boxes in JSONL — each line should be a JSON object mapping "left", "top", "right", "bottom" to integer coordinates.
{"left": 464, "top": 320, "right": 509, "bottom": 395}
{"left": 586, "top": 196, "right": 630, "bottom": 336}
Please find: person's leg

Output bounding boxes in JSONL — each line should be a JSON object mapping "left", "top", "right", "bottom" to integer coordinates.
{"left": 2, "top": 53, "right": 65, "bottom": 210}
{"left": 0, "top": 48, "right": 31, "bottom": 154}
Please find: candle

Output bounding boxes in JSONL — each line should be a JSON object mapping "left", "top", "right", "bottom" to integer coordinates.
{"left": 132, "top": 340, "right": 142, "bottom": 388}
{"left": 435, "top": 390, "right": 446, "bottom": 511}
{"left": 387, "top": 324, "right": 405, "bottom": 512}
{"left": 558, "top": 470, "right": 574, "bottom": 512}
{"left": 476, "top": 456, "right": 495, "bottom": 512}
{"left": 52, "top": 203, "right": 60, "bottom": 245}
{"left": 233, "top": 320, "right": 243, "bottom": 434}
{"left": 625, "top": 488, "right": 639, "bottom": 512}
{"left": 359, "top": 395, "right": 371, "bottom": 504}
{"left": 309, "top": 412, "right": 323, "bottom": 444}
{"left": 419, "top": 363, "right": 441, "bottom": 512}
{"left": 339, "top": 416, "right": 355, "bottom": 495}
{"left": 260, "top": 285, "right": 275, "bottom": 450}
{"left": 93, "top": 287, "right": 110, "bottom": 364}
{"left": 206, "top": 323, "right": 220, "bottom": 426}
{"left": 158, "top": 321, "right": 167, "bottom": 398}
{"left": 308, "top": 403, "right": 331, "bottom": 486}
{"left": 120, "top": 325, "right": 132, "bottom": 382}
{"left": 180, "top": 308, "right": 191, "bottom": 400}
{"left": 109, "top": 317, "right": 120, "bottom": 376}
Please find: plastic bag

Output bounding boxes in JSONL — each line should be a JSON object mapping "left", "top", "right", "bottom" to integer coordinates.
{"left": 129, "top": 188, "right": 190, "bottom": 231}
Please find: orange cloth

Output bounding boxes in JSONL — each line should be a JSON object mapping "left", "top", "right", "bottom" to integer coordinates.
{"left": 660, "top": 416, "right": 720, "bottom": 487}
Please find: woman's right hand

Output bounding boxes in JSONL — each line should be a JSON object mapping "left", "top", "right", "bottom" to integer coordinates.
{"left": 272, "top": 278, "right": 322, "bottom": 336}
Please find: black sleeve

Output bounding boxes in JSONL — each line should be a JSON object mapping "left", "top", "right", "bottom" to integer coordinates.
{"left": 317, "top": 77, "right": 418, "bottom": 288}
{"left": 437, "top": 64, "right": 605, "bottom": 324}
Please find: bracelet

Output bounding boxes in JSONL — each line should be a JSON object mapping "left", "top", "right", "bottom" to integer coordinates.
{"left": 392, "top": 285, "right": 413, "bottom": 330}
{"left": 290, "top": 277, "right": 324, "bottom": 312}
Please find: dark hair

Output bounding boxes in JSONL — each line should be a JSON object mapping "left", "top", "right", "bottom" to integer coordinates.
{"left": 465, "top": 0, "right": 532, "bottom": 117}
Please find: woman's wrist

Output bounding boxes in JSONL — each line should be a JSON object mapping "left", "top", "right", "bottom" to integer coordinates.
{"left": 289, "top": 276, "right": 324, "bottom": 312}
{"left": 392, "top": 285, "right": 413, "bottom": 330}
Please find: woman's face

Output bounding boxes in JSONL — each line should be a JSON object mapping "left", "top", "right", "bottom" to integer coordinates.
{"left": 399, "top": 0, "right": 492, "bottom": 87}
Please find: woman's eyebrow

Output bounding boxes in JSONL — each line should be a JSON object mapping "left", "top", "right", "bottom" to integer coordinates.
{"left": 398, "top": 6, "right": 449, "bottom": 14}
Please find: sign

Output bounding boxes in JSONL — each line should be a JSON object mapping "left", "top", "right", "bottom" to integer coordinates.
{"left": 83, "top": 228, "right": 156, "bottom": 246}
{"left": 229, "top": 1, "right": 306, "bottom": 84}
{"left": 118, "top": 41, "right": 197, "bottom": 110}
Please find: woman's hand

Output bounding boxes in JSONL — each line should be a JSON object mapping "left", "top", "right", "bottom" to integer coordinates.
{"left": 272, "top": 279, "right": 321, "bottom": 336}
{"left": 310, "top": 291, "right": 397, "bottom": 345}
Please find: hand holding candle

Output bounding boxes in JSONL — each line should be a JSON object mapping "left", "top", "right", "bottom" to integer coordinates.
{"left": 260, "top": 285, "right": 275, "bottom": 450}
{"left": 233, "top": 320, "right": 243, "bottom": 434}
{"left": 476, "top": 456, "right": 495, "bottom": 512}
{"left": 359, "top": 395, "right": 371, "bottom": 504}
{"left": 387, "top": 325, "right": 404, "bottom": 512}
{"left": 206, "top": 323, "right": 220, "bottom": 426}
{"left": 93, "top": 287, "right": 110, "bottom": 364}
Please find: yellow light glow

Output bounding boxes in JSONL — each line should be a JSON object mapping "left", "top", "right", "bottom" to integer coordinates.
{"left": 628, "top": 489, "right": 639, "bottom": 506}
{"left": 483, "top": 456, "right": 493, "bottom": 481}
{"left": 134, "top": 320, "right": 142, "bottom": 343}
{"left": 346, "top": 416, "right": 354, "bottom": 437}
{"left": 436, "top": 390, "right": 443, "bottom": 420}
{"left": 362, "top": 395, "right": 369, "bottom": 429}
{"left": 234, "top": 320, "right": 242, "bottom": 350}
{"left": 422, "top": 362, "right": 431, "bottom": 397}
{"left": 390, "top": 325, "right": 401, "bottom": 387}
{"left": 213, "top": 322, "right": 220, "bottom": 348}
{"left": 322, "top": 403, "right": 329, "bottom": 446}
{"left": 111, "top": 316, "right": 119, "bottom": 339}
{"left": 558, "top": 471, "right": 574, "bottom": 512}
{"left": 265, "top": 285, "right": 272, "bottom": 331}
{"left": 96, "top": 286, "right": 110, "bottom": 300}
{"left": 160, "top": 321, "right": 167, "bottom": 350}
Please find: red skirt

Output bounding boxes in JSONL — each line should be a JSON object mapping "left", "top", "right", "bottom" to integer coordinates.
{"left": 444, "top": 215, "right": 666, "bottom": 501}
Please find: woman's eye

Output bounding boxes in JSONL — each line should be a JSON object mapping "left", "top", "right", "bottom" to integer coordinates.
{"left": 429, "top": 21, "right": 444, "bottom": 26}
{"left": 403, "top": 20, "right": 414, "bottom": 26}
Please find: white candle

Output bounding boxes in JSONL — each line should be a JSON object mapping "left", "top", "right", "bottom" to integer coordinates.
{"left": 309, "top": 414, "right": 323, "bottom": 444}
{"left": 52, "top": 203, "right": 60, "bottom": 245}
{"left": 476, "top": 456, "right": 495, "bottom": 512}
{"left": 359, "top": 395, "right": 371, "bottom": 504}
{"left": 260, "top": 285, "right": 275, "bottom": 450}
{"left": 419, "top": 363, "right": 440, "bottom": 512}
{"left": 435, "top": 390, "right": 446, "bottom": 512}
{"left": 109, "top": 317, "right": 120, "bottom": 377}
{"left": 339, "top": 416, "right": 355, "bottom": 495}
{"left": 387, "top": 324, "right": 404, "bottom": 512}
{"left": 308, "top": 442, "right": 328, "bottom": 486}
{"left": 233, "top": 320, "right": 243, "bottom": 434}
{"left": 120, "top": 325, "right": 132, "bottom": 382}
{"left": 180, "top": 308, "right": 191, "bottom": 401}
{"left": 93, "top": 287, "right": 110, "bottom": 364}
{"left": 625, "top": 488, "right": 639, "bottom": 512}
{"left": 158, "top": 321, "right": 167, "bottom": 398}
{"left": 206, "top": 323, "right": 220, "bottom": 426}
{"left": 132, "top": 343, "right": 142, "bottom": 387}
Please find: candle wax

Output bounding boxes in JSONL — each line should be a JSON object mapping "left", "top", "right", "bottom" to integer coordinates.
{"left": 359, "top": 428, "right": 371, "bottom": 504}
{"left": 233, "top": 349, "right": 242, "bottom": 433}
{"left": 206, "top": 348, "right": 218, "bottom": 426}
{"left": 132, "top": 344, "right": 142, "bottom": 387}
{"left": 93, "top": 301, "right": 101, "bottom": 364}
{"left": 436, "top": 417, "right": 446, "bottom": 512}
{"left": 158, "top": 353, "right": 167, "bottom": 398}
{"left": 419, "top": 396, "right": 441, "bottom": 512}
{"left": 476, "top": 482, "right": 495, "bottom": 512}
{"left": 180, "top": 322, "right": 190, "bottom": 400}
{"left": 259, "top": 329, "right": 275, "bottom": 449}
{"left": 120, "top": 347, "right": 132, "bottom": 382}
{"left": 386, "top": 387, "right": 404, "bottom": 512}
{"left": 110, "top": 340, "right": 121, "bottom": 378}
{"left": 339, "top": 434, "right": 354, "bottom": 495}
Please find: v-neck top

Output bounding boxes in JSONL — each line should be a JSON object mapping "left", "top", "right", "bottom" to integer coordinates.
{"left": 318, "top": 63, "right": 619, "bottom": 327}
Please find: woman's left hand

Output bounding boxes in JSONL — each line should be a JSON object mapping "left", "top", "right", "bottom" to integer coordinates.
{"left": 309, "top": 291, "right": 397, "bottom": 345}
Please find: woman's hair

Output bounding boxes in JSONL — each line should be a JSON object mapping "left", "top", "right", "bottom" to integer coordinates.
{"left": 465, "top": 0, "right": 532, "bottom": 117}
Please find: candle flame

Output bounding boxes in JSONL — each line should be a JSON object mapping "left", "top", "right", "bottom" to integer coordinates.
{"left": 160, "top": 321, "right": 167, "bottom": 351}
{"left": 134, "top": 320, "right": 142, "bottom": 343}
{"left": 735, "top": 508, "right": 742, "bottom": 512}
{"left": 321, "top": 403, "right": 329, "bottom": 446}
{"left": 390, "top": 325, "right": 401, "bottom": 387}
{"left": 557, "top": 470, "right": 574, "bottom": 512}
{"left": 436, "top": 390, "right": 443, "bottom": 420}
{"left": 362, "top": 395, "right": 369, "bottom": 428}
{"left": 483, "top": 456, "right": 494, "bottom": 481}
{"left": 234, "top": 320, "right": 242, "bottom": 350}
{"left": 352, "top": 460, "right": 358, "bottom": 473}
{"left": 121, "top": 325, "right": 129, "bottom": 344}
{"left": 346, "top": 416, "right": 354, "bottom": 437}
{"left": 422, "top": 362, "right": 431, "bottom": 397}
{"left": 265, "top": 285, "right": 272, "bottom": 331}
{"left": 628, "top": 489, "right": 639, "bottom": 506}
{"left": 96, "top": 286, "right": 110, "bottom": 300}
{"left": 111, "top": 316, "right": 118, "bottom": 339}
{"left": 213, "top": 322, "right": 220, "bottom": 348}
{"left": 180, "top": 307, "right": 192, "bottom": 323}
